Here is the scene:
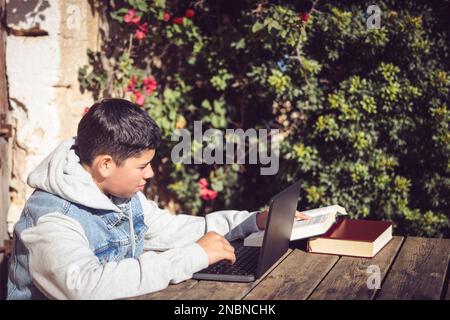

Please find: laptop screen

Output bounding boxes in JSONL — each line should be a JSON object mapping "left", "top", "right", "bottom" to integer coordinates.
{"left": 255, "top": 180, "right": 301, "bottom": 278}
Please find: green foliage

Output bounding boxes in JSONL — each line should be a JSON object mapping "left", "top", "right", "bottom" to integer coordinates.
{"left": 79, "top": 0, "right": 449, "bottom": 237}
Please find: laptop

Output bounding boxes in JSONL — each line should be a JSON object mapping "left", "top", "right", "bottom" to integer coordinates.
{"left": 192, "top": 180, "right": 301, "bottom": 282}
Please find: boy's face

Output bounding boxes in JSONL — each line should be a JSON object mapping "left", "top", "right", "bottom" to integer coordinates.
{"left": 86, "top": 149, "right": 156, "bottom": 198}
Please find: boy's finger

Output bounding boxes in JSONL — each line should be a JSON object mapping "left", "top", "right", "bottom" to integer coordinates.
{"left": 294, "top": 211, "right": 310, "bottom": 220}
{"left": 221, "top": 237, "right": 235, "bottom": 250}
{"left": 225, "top": 251, "right": 236, "bottom": 264}
{"left": 223, "top": 242, "right": 235, "bottom": 253}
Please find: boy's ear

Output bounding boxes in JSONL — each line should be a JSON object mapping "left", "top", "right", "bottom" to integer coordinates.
{"left": 96, "top": 155, "right": 115, "bottom": 177}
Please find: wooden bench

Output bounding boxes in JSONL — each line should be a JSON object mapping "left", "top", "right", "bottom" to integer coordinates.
{"left": 129, "top": 236, "right": 450, "bottom": 300}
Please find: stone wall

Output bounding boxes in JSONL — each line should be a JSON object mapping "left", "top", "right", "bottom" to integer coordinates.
{"left": 6, "top": 0, "right": 100, "bottom": 234}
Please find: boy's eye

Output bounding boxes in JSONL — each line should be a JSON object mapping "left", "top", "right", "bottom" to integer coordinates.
{"left": 139, "top": 162, "right": 150, "bottom": 169}
{"left": 139, "top": 160, "right": 153, "bottom": 169}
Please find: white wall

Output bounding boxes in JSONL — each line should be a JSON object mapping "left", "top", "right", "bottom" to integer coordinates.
{"left": 6, "top": 0, "right": 99, "bottom": 234}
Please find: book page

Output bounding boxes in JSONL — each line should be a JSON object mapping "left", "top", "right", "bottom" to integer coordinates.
{"left": 294, "top": 213, "right": 329, "bottom": 227}
{"left": 290, "top": 205, "right": 347, "bottom": 240}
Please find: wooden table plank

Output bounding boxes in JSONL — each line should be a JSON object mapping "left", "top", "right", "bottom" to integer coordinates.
{"left": 243, "top": 249, "right": 339, "bottom": 300}
{"left": 127, "top": 280, "right": 199, "bottom": 300}
{"left": 446, "top": 264, "right": 450, "bottom": 300}
{"left": 376, "top": 237, "right": 450, "bottom": 300}
{"left": 177, "top": 249, "right": 293, "bottom": 300}
{"left": 446, "top": 271, "right": 450, "bottom": 300}
{"left": 308, "top": 236, "right": 404, "bottom": 300}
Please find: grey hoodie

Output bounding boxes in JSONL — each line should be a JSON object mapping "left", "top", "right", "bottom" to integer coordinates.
{"left": 18, "top": 138, "right": 260, "bottom": 299}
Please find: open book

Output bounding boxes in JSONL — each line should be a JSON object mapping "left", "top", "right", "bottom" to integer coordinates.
{"left": 243, "top": 205, "right": 348, "bottom": 247}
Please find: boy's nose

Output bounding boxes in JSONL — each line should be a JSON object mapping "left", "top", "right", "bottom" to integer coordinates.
{"left": 143, "top": 165, "right": 154, "bottom": 179}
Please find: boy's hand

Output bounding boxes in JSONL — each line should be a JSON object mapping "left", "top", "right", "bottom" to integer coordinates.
{"left": 256, "top": 209, "right": 310, "bottom": 230}
{"left": 196, "top": 231, "right": 236, "bottom": 265}
{"left": 294, "top": 211, "right": 311, "bottom": 221}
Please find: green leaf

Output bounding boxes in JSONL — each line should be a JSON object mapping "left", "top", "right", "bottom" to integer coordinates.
{"left": 201, "top": 100, "right": 212, "bottom": 111}
{"left": 110, "top": 8, "right": 128, "bottom": 22}
{"left": 252, "top": 22, "right": 264, "bottom": 33}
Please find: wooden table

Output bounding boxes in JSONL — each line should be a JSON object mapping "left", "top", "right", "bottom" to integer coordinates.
{"left": 131, "top": 237, "right": 450, "bottom": 300}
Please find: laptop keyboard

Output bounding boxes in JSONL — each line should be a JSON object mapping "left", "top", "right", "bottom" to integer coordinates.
{"left": 197, "top": 246, "right": 260, "bottom": 276}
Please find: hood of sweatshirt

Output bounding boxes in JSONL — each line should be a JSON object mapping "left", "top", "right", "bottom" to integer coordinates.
{"left": 27, "top": 137, "right": 122, "bottom": 213}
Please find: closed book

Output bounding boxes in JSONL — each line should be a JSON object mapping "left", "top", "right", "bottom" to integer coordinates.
{"left": 307, "top": 219, "right": 393, "bottom": 258}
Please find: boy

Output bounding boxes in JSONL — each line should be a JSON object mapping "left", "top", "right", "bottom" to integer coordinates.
{"left": 7, "top": 98, "right": 307, "bottom": 300}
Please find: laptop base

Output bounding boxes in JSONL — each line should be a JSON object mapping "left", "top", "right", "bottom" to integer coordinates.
{"left": 193, "top": 245, "right": 259, "bottom": 282}
{"left": 192, "top": 273, "right": 255, "bottom": 282}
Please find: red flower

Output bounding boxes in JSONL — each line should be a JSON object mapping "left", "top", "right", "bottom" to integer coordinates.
{"left": 199, "top": 188, "right": 209, "bottom": 200}
{"left": 197, "top": 178, "right": 209, "bottom": 189}
{"left": 200, "top": 188, "right": 218, "bottom": 201}
{"left": 163, "top": 12, "right": 171, "bottom": 22}
{"left": 133, "top": 91, "right": 145, "bottom": 106}
{"left": 127, "top": 76, "right": 138, "bottom": 92}
{"left": 143, "top": 77, "right": 157, "bottom": 95}
{"left": 135, "top": 22, "right": 148, "bottom": 40}
{"left": 198, "top": 178, "right": 218, "bottom": 201}
{"left": 124, "top": 9, "right": 141, "bottom": 25}
{"left": 135, "top": 30, "right": 145, "bottom": 40}
{"left": 298, "top": 12, "right": 310, "bottom": 23}
{"left": 172, "top": 17, "right": 184, "bottom": 25}
{"left": 185, "top": 9, "right": 195, "bottom": 19}
{"left": 207, "top": 189, "right": 218, "bottom": 200}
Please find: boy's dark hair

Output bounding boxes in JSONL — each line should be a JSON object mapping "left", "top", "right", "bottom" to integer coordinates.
{"left": 76, "top": 98, "right": 162, "bottom": 167}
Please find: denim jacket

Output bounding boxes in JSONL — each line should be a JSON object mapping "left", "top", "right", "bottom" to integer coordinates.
{"left": 7, "top": 189, "right": 148, "bottom": 299}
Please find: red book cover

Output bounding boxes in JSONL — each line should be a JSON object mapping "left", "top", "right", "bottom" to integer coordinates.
{"left": 319, "top": 219, "right": 392, "bottom": 242}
